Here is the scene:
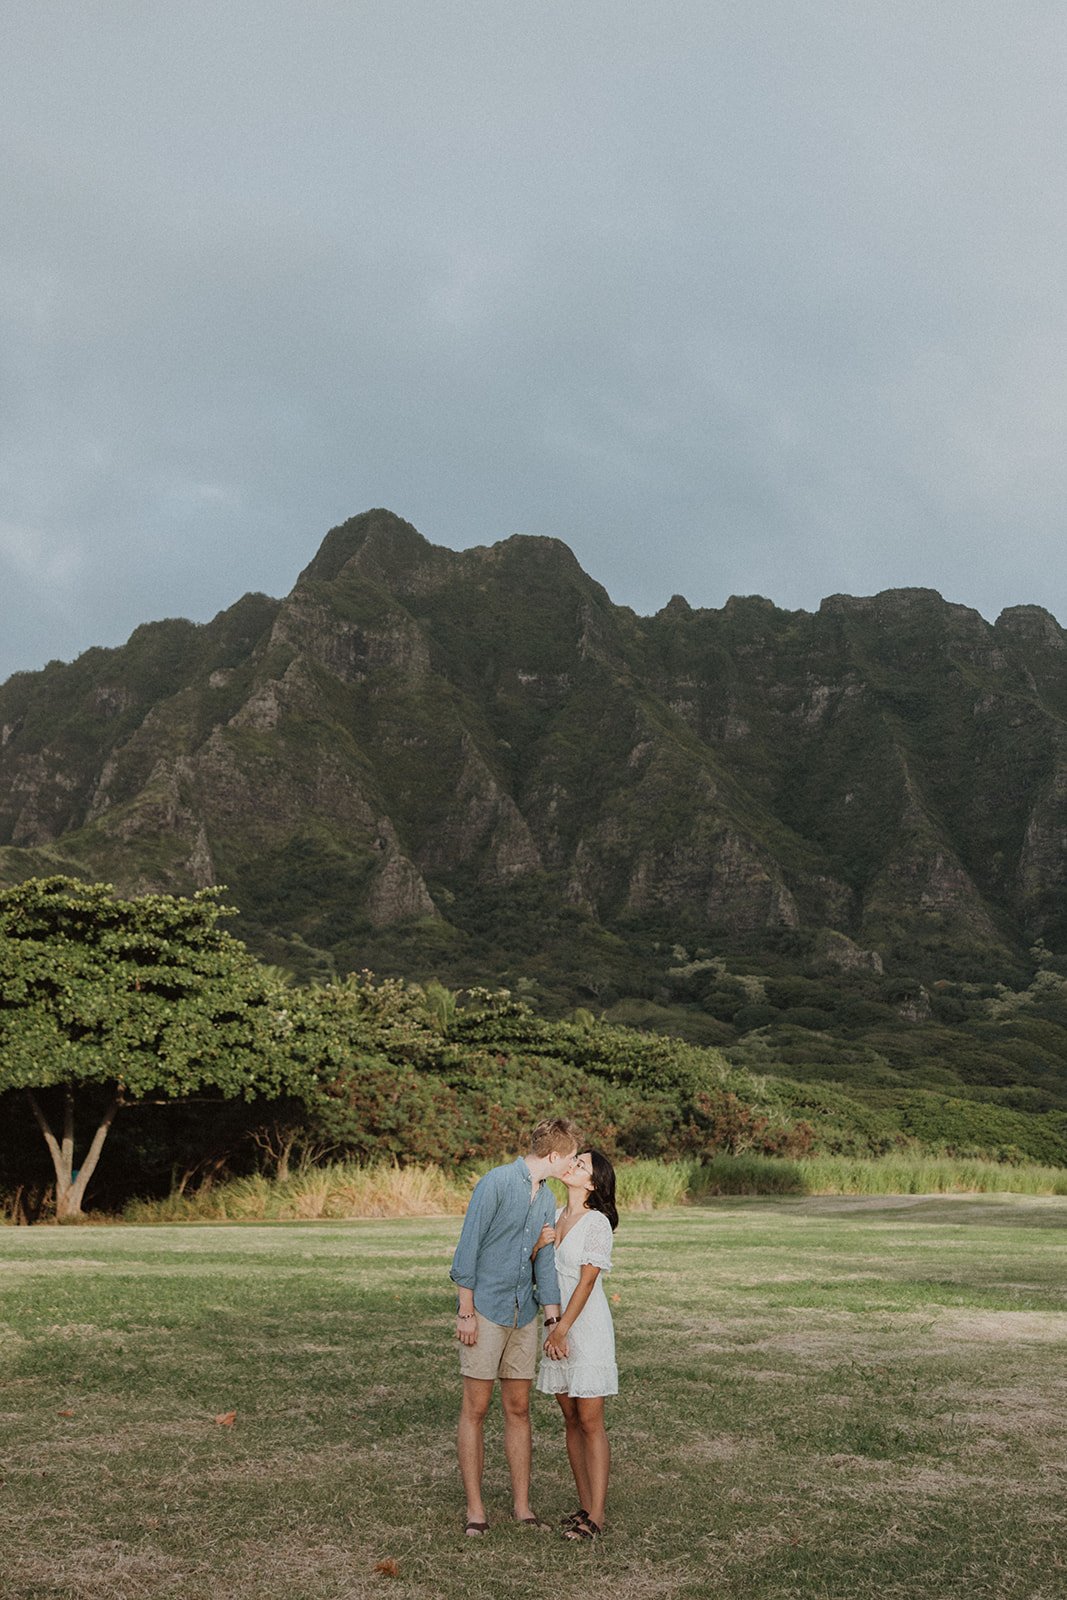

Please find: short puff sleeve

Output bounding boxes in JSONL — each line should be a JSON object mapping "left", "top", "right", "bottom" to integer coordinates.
{"left": 579, "top": 1210, "right": 614, "bottom": 1273}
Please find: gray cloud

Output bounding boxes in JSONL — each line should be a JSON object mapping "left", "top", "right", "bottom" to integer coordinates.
{"left": 3, "top": 1, "right": 1067, "bottom": 681}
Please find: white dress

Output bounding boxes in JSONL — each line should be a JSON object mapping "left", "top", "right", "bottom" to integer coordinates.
{"left": 536, "top": 1207, "right": 618, "bottom": 1399}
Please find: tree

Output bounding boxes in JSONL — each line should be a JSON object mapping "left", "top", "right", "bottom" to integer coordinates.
{"left": 0, "top": 877, "right": 313, "bottom": 1218}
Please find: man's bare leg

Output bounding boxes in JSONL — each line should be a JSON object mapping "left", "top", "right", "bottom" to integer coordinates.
{"left": 500, "top": 1378, "right": 535, "bottom": 1520}
{"left": 458, "top": 1377, "right": 494, "bottom": 1528}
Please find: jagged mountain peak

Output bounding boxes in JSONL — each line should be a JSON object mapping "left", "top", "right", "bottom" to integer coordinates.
{"left": 657, "top": 594, "right": 693, "bottom": 618}
{"left": 296, "top": 508, "right": 433, "bottom": 587}
{"left": 490, "top": 531, "right": 586, "bottom": 565}
{"left": 457, "top": 530, "right": 615, "bottom": 607}
{"left": 819, "top": 586, "right": 949, "bottom": 617}
{"left": 295, "top": 514, "right": 611, "bottom": 620}
{"left": 994, "top": 605, "right": 1066, "bottom": 647}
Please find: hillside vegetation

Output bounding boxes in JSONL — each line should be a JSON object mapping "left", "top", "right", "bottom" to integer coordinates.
{"left": 3, "top": 879, "right": 1064, "bottom": 1220}
{"left": 3, "top": 509, "right": 1067, "bottom": 1145}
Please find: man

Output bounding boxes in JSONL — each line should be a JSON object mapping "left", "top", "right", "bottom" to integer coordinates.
{"left": 450, "top": 1116, "right": 580, "bottom": 1536}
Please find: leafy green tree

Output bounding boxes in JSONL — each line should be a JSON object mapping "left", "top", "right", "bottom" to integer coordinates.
{"left": 0, "top": 877, "right": 313, "bottom": 1217}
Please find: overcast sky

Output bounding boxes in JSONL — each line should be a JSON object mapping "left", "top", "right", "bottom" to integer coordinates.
{"left": 3, "top": 1, "right": 1067, "bottom": 682}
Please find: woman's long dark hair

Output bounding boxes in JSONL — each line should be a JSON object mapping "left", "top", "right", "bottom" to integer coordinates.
{"left": 586, "top": 1149, "right": 619, "bottom": 1231}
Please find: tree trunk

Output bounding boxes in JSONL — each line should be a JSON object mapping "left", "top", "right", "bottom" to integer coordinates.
{"left": 276, "top": 1130, "right": 299, "bottom": 1183}
{"left": 26, "top": 1088, "right": 121, "bottom": 1219}
{"left": 250, "top": 1120, "right": 300, "bottom": 1181}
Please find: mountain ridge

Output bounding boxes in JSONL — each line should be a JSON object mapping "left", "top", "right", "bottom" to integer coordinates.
{"left": 4, "top": 509, "right": 1067, "bottom": 1010}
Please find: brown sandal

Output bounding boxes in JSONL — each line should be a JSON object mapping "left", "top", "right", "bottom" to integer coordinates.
{"left": 514, "top": 1515, "right": 552, "bottom": 1531}
{"left": 464, "top": 1520, "right": 490, "bottom": 1536}
{"left": 563, "top": 1516, "right": 602, "bottom": 1540}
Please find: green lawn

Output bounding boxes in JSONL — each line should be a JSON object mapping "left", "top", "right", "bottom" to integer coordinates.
{"left": 2, "top": 1197, "right": 1065, "bottom": 1600}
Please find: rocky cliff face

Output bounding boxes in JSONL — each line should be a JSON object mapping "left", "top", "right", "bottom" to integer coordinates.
{"left": 2, "top": 509, "right": 1066, "bottom": 981}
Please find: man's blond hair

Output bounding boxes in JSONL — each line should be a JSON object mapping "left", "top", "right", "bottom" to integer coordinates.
{"left": 528, "top": 1117, "right": 581, "bottom": 1158}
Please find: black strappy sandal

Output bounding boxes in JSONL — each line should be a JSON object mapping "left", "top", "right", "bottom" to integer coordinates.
{"left": 559, "top": 1507, "right": 588, "bottom": 1529}
{"left": 563, "top": 1515, "right": 602, "bottom": 1540}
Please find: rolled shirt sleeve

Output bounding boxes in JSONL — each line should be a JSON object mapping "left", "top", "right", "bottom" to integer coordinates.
{"left": 450, "top": 1170, "right": 499, "bottom": 1290}
{"left": 532, "top": 1187, "right": 560, "bottom": 1307}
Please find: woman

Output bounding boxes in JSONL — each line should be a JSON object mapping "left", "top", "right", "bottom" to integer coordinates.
{"left": 534, "top": 1149, "right": 618, "bottom": 1541}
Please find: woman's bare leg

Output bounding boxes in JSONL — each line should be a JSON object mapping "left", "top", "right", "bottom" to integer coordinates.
{"left": 575, "top": 1396, "right": 609, "bottom": 1528}
{"left": 556, "top": 1394, "right": 592, "bottom": 1512}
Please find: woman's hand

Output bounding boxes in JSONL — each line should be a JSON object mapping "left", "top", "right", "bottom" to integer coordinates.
{"left": 543, "top": 1328, "right": 569, "bottom": 1361}
{"left": 531, "top": 1223, "right": 556, "bottom": 1260}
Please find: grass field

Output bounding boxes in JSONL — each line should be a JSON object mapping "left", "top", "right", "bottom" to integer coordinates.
{"left": 2, "top": 1196, "right": 1065, "bottom": 1600}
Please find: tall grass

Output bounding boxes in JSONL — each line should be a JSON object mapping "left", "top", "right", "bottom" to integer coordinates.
{"left": 691, "top": 1151, "right": 1067, "bottom": 1198}
{"left": 114, "top": 1150, "right": 1067, "bottom": 1225}
{"left": 807, "top": 1152, "right": 1067, "bottom": 1196}
{"left": 121, "top": 1161, "right": 473, "bottom": 1224}
{"left": 612, "top": 1160, "right": 697, "bottom": 1208}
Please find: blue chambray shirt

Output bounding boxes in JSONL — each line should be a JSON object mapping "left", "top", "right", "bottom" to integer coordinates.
{"left": 450, "top": 1158, "right": 561, "bottom": 1327}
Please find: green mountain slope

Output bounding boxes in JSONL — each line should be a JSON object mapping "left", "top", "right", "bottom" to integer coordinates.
{"left": 4, "top": 509, "right": 1067, "bottom": 1138}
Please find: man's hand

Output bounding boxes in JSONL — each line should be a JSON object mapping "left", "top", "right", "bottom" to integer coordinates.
{"left": 456, "top": 1311, "right": 478, "bottom": 1346}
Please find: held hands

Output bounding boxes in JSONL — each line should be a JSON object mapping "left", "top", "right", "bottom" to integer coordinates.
{"left": 543, "top": 1327, "right": 569, "bottom": 1360}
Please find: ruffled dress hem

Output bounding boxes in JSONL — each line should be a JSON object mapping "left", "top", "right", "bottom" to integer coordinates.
{"left": 536, "top": 1362, "right": 618, "bottom": 1398}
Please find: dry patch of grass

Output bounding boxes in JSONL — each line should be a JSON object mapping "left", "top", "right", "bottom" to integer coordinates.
{"left": 3, "top": 1538, "right": 437, "bottom": 1600}
{"left": 931, "top": 1309, "right": 1067, "bottom": 1343}
{"left": 4, "top": 1543, "right": 191, "bottom": 1600}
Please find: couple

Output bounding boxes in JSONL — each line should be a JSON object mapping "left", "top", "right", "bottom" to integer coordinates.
{"left": 450, "top": 1116, "right": 618, "bottom": 1542}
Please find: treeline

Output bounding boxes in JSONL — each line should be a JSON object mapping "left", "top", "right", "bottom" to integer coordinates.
{"left": 2, "top": 878, "right": 1065, "bottom": 1221}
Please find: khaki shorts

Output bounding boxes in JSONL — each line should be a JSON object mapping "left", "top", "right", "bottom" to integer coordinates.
{"left": 458, "top": 1311, "right": 539, "bottom": 1382}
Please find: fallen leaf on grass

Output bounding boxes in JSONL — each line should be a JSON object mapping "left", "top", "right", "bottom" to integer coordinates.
{"left": 611, "top": 1293, "right": 621, "bottom": 1304}
{"left": 56, "top": 1409, "right": 75, "bottom": 1417}
{"left": 213, "top": 1410, "right": 237, "bottom": 1427}
{"left": 374, "top": 1559, "right": 399, "bottom": 1577}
